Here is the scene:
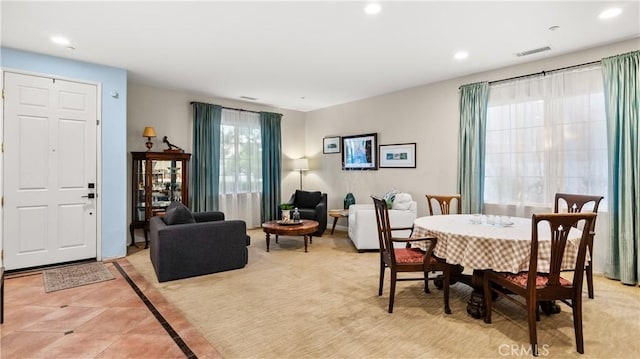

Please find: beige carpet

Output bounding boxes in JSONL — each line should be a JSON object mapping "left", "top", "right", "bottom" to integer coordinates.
{"left": 127, "top": 229, "right": 640, "bottom": 359}
{"left": 43, "top": 261, "right": 115, "bottom": 293}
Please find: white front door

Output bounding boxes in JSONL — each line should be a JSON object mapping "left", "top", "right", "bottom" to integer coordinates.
{"left": 3, "top": 72, "right": 98, "bottom": 270}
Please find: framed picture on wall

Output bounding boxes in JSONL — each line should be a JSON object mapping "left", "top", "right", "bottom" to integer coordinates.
{"left": 342, "top": 133, "right": 378, "bottom": 170}
{"left": 323, "top": 136, "right": 341, "bottom": 154}
{"left": 379, "top": 143, "right": 416, "bottom": 168}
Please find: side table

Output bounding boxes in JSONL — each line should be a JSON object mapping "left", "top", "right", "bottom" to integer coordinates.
{"left": 328, "top": 209, "right": 349, "bottom": 235}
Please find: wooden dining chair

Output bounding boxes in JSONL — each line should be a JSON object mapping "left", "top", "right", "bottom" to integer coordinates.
{"left": 483, "top": 212, "right": 597, "bottom": 356}
{"left": 372, "top": 196, "right": 454, "bottom": 314}
{"left": 426, "top": 194, "right": 461, "bottom": 215}
{"left": 554, "top": 193, "right": 604, "bottom": 299}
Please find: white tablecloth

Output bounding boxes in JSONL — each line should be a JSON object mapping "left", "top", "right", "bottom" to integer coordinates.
{"left": 412, "top": 214, "right": 583, "bottom": 273}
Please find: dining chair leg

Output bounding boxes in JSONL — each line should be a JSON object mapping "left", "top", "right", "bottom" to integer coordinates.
{"left": 388, "top": 271, "right": 397, "bottom": 313}
{"left": 424, "top": 271, "right": 431, "bottom": 294}
{"left": 573, "top": 296, "right": 585, "bottom": 354}
{"left": 378, "top": 259, "right": 385, "bottom": 296}
{"left": 443, "top": 267, "right": 451, "bottom": 314}
{"left": 527, "top": 299, "right": 539, "bottom": 356}
{"left": 586, "top": 262, "right": 594, "bottom": 299}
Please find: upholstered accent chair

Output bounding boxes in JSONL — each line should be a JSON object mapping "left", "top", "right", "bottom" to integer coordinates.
{"left": 553, "top": 193, "right": 604, "bottom": 299}
{"left": 280, "top": 190, "right": 327, "bottom": 237}
{"left": 149, "top": 202, "right": 250, "bottom": 282}
{"left": 483, "top": 212, "right": 597, "bottom": 356}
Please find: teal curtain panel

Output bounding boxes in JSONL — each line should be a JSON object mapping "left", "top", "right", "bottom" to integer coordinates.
{"left": 260, "top": 112, "right": 282, "bottom": 222}
{"left": 602, "top": 50, "right": 639, "bottom": 286}
{"left": 457, "top": 82, "right": 489, "bottom": 214}
{"left": 191, "top": 102, "right": 222, "bottom": 212}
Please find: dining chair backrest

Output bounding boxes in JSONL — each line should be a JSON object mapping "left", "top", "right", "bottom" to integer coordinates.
{"left": 553, "top": 192, "right": 604, "bottom": 299}
{"left": 530, "top": 212, "right": 596, "bottom": 288}
{"left": 372, "top": 196, "right": 395, "bottom": 261}
{"left": 553, "top": 193, "right": 603, "bottom": 231}
{"left": 426, "top": 194, "right": 461, "bottom": 215}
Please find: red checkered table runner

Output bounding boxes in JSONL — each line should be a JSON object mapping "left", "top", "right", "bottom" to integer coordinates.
{"left": 412, "top": 214, "right": 583, "bottom": 273}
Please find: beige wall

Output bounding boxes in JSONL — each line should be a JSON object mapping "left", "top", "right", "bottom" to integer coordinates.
{"left": 126, "top": 84, "right": 306, "bottom": 242}
{"left": 303, "top": 38, "right": 638, "bottom": 273}
{"left": 304, "top": 38, "right": 639, "bottom": 215}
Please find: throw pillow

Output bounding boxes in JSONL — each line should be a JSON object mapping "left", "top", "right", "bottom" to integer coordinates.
{"left": 295, "top": 190, "right": 322, "bottom": 208}
{"left": 163, "top": 202, "right": 195, "bottom": 225}
{"left": 392, "top": 193, "right": 413, "bottom": 211}
{"left": 382, "top": 189, "right": 401, "bottom": 209}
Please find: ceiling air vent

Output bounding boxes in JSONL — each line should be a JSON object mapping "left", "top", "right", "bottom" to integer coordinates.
{"left": 516, "top": 46, "right": 551, "bottom": 57}
{"left": 240, "top": 95, "right": 258, "bottom": 101}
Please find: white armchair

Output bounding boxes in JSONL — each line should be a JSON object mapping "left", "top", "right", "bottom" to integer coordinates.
{"left": 348, "top": 193, "right": 418, "bottom": 251}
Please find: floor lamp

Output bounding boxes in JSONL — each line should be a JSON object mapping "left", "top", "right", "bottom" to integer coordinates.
{"left": 293, "top": 158, "right": 309, "bottom": 190}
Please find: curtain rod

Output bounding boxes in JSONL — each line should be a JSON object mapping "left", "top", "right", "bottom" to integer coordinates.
{"left": 459, "top": 59, "right": 602, "bottom": 89}
{"left": 487, "top": 59, "right": 602, "bottom": 86}
{"left": 189, "top": 101, "right": 282, "bottom": 116}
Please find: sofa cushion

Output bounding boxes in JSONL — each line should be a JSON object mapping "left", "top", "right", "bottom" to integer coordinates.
{"left": 163, "top": 202, "right": 195, "bottom": 225}
{"left": 392, "top": 193, "right": 413, "bottom": 210}
{"left": 295, "top": 190, "right": 322, "bottom": 208}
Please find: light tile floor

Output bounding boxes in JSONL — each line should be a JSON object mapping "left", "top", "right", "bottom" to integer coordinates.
{"left": 0, "top": 255, "right": 221, "bottom": 359}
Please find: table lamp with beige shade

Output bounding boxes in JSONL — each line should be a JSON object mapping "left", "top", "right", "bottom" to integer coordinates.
{"left": 142, "top": 126, "right": 157, "bottom": 151}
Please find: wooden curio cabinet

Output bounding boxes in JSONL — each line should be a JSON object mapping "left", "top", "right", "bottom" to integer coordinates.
{"left": 129, "top": 151, "right": 191, "bottom": 248}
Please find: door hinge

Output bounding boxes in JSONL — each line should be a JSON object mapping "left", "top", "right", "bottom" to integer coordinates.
{"left": 1, "top": 196, "right": 3, "bottom": 207}
{"left": 2, "top": 88, "right": 5, "bottom": 100}
{"left": 97, "top": 120, "right": 100, "bottom": 125}
{"left": 1, "top": 142, "right": 4, "bottom": 153}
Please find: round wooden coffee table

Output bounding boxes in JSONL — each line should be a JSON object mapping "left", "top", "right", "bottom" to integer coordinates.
{"left": 261, "top": 219, "right": 319, "bottom": 252}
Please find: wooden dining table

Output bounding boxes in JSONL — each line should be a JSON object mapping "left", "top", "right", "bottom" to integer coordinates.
{"left": 411, "top": 214, "right": 583, "bottom": 318}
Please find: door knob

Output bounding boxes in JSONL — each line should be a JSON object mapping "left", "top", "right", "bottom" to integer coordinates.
{"left": 81, "top": 193, "right": 95, "bottom": 199}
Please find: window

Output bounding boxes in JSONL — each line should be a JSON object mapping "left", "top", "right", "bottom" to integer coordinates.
{"left": 219, "top": 109, "right": 262, "bottom": 194}
{"left": 217, "top": 109, "right": 262, "bottom": 227}
{"left": 484, "top": 66, "right": 608, "bottom": 211}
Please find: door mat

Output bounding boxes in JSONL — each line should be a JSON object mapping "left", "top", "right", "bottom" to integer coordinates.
{"left": 43, "top": 262, "right": 115, "bottom": 293}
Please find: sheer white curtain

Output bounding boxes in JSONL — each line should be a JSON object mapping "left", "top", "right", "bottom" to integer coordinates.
{"left": 218, "top": 109, "right": 262, "bottom": 227}
{"left": 484, "top": 65, "right": 607, "bottom": 217}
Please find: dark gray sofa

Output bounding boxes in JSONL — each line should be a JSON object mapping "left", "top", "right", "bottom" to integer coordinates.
{"left": 149, "top": 211, "right": 250, "bottom": 282}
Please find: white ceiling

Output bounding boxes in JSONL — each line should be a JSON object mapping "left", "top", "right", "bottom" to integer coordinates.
{"left": 2, "top": 1, "right": 639, "bottom": 112}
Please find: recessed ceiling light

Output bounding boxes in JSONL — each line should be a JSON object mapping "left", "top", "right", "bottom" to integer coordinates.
{"left": 454, "top": 51, "right": 469, "bottom": 60}
{"left": 548, "top": 25, "right": 560, "bottom": 31}
{"left": 599, "top": 7, "right": 622, "bottom": 19}
{"left": 51, "top": 36, "right": 70, "bottom": 46}
{"left": 364, "top": 3, "right": 381, "bottom": 15}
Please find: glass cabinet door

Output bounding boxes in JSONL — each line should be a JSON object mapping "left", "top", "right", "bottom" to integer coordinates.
{"left": 135, "top": 160, "right": 145, "bottom": 221}
{"left": 130, "top": 151, "right": 191, "bottom": 248}
{"left": 150, "top": 160, "right": 183, "bottom": 215}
